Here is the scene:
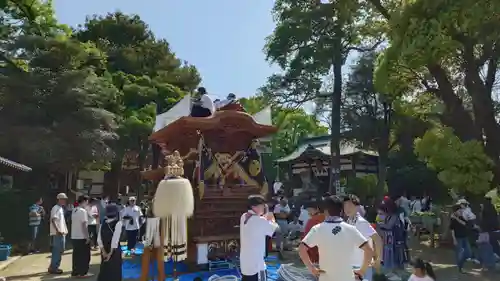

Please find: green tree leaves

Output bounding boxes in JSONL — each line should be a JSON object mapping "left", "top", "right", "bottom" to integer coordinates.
{"left": 0, "top": 6, "right": 201, "bottom": 175}
{"left": 415, "top": 127, "right": 494, "bottom": 194}
{"left": 239, "top": 97, "right": 328, "bottom": 159}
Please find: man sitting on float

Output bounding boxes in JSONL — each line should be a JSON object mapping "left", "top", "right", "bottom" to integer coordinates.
{"left": 191, "top": 87, "right": 215, "bottom": 118}
{"left": 214, "top": 93, "right": 237, "bottom": 109}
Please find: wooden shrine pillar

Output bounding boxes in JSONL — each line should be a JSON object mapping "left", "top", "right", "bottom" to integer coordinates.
{"left": 140, "top": 219, "right": 166, "bottom": 281}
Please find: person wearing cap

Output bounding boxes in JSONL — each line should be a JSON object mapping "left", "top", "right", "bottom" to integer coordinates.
{"left": 70, "top": 195, "right": 92, "bottom": 277}
{"left": 299, "top": 196, "right": 373, "bottom": 281}
{"left": 240, "top": 195, "right": 278, "bottom": 281}
{"left": 457, "top": 198, "right": 476, "bottom": 221}
{"left": 301, "top": 200, "right": 325, "bottom": 264}
{"left": 97, "top": 204, "right": 124, "bottom": 281}
{"left": 121, "top": 196, "right": 143, "bottom": 253}
{"left": 48, "top": 193, "right": 69, "bottom": 274}
{"left": 344, "top": 194, "right": 382, "bottom": 281}
{"left": 449, "top": 203, "right": 472, "bottom": 273}
{"left": 455, "top": 198, "right": 482, "bottom": 264}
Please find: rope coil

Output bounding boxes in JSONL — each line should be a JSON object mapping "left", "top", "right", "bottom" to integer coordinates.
{"left": 278, "top": 264, "right": 317, "bottom": 281}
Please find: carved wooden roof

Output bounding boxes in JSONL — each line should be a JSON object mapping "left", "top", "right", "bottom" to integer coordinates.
{"left": 149, "top": 110, "right": 277, "bottom": 154}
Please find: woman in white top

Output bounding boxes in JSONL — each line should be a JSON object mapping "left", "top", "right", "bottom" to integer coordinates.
{"left": 408, "top": 258, "right": 435, "bottom": 281}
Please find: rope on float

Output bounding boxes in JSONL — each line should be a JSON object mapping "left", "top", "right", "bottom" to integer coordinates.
{"left": 278, "top": 263, "right": 318, "bottom": 281}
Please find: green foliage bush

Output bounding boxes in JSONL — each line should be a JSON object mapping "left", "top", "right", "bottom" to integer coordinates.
{"left": 415, "top": 127, "right": 493, "bottom": 195}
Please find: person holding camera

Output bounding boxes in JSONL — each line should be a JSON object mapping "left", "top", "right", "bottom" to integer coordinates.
{"left": 120, "top": 196, "right": 143, "bottom": 254}
{"left": 240, "top": 195, "right": 278, "bottom": 281}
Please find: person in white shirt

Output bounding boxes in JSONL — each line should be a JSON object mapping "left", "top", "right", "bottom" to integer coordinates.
{"left": 273, "top": 180, "right": 283, "bottom": 195}
{"left": 299, "top": 196, "right": 373, "bottom": 281}
{"left": 48, "top": 193, "right": 68, "bottom": 274}
{"left": 214, "top": 93, "right": 237, "bottom": 109}
{"left": 240, "top": 195, "right": 278, "bottom": 281}
{"left": 287, "top": 217, "right": 303, "bottom": 241}
{"left": 86, "top": 198, "right": 99, "bottom": 250}
{"left": 407, "top": 258, "right": 436, "bottom": 281}
{"left": 344, "top": 195, "right": 383, "bottom": 281}
{"left": 121, "top": 196, "right": 143, "bottom": 253}
{"left": 97, "top": 204, "right": 124, "bottom": 281}
{"left": 273, "top": 198, "right": 291, "bottom": 256}
{"left": 190, "top": 87, "right": 215, "bottom": 117}
{"left": 298, "top": 204, "right": 310, "bottom": 226}
{"left": 457, "top": 199, "right": 476, "bottom": 221}
{"left": 410, "top": 197, "right": 422, "bottom": 213}
{"left": 71, "top": 195, "right": 91, "bottom": 277}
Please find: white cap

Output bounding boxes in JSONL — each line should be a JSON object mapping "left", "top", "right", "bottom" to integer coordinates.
{"left": 456, "top": 198, "right": 468, "bottom": 205}
{"left": 56, "top": 193, "right": 68, "bottom": 199}
{"left": 129, "top": 196, "right": 137, "bottom": 201}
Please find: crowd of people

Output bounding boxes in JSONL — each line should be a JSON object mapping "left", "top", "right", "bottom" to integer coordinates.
{"left": 239, "top": 193, "right": 438, "bottom": 281}
{"left": 449, "top": 197, "right": 500, "bottom": 272}
{"left": 26, "top": 189, "right": 500, "bottom": 281}
{"left": 28, "top": 192, "right": 148, "bottom": 280}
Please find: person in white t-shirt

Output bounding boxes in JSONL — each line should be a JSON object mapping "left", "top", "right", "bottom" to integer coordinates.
{"left": 299, "top": 196, "right": 373, "bottom": 281}
{"left": 344, "top": 194, "right": 382, "bottom": 281}
{"left": 121, "top": 196, "right": 143, "bottom": 253}
{"left": 86, "top": 198, "right": 99, "bottom": 250}
{"left": 240, "top": 195, "right": 278, "bottom": 281}
{"left": 408, "top": 258, "right": 436, "bottom": 281}
{"left": 71, "top": 195, "right": 91, "bottom": 277}
{"left": 273, "top": 181, "right": 283, "bottom": 195}
{"left": 298, "top": 204, "right": 310, "bottom": 226}
{"left": 48, "top": 193, "right": 68, "bottom": 274}
{"left": 190, "top": 87, "right": 215, "bottom": 117}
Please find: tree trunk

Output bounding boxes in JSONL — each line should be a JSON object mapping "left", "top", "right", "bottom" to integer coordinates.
{"left": 103, "top": 160, "right": 122, "bottom": 200}
{"left": 329, "top": 22, "right": 343, "bottom": 195}
{"left": 376, "top": 102, "right": 390, "bottom": 195}
{"left": 368, "top": 0, "right": 500, "bottom": 189}
{"left": 461, "top": 42, "right": 500, "bottom": 185}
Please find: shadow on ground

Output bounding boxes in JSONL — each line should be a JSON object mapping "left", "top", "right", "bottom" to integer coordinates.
{"left": 7, "top": 264, "right": 101, "bottom": 281}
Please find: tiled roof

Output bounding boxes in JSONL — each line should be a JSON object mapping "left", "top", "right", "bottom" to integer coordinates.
{"left": 275, "top": 139, "right": 378, "bottom": 163}
{"left": 0, "top": 156, "right": 32, "bottom": 172}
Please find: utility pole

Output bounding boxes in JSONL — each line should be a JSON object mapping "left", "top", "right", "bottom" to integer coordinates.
{"left": 328, "top": 20, "right": 344, "bottom": 195}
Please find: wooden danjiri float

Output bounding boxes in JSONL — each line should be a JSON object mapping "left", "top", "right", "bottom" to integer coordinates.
{"left": 140, "top": 94, "right": 277, "bottom": 280}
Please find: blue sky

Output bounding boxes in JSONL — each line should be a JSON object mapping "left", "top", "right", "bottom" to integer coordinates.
{"left": 53, "top": 0, "right": 280, "bottom": 100}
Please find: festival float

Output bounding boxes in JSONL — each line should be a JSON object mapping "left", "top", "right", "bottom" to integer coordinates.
{"left": 140, "top": 89, "right": 277, "bottom": 279}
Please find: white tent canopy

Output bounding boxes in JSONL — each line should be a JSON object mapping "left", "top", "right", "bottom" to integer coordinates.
{"left": 153, "top": 97, "right": 274, "bottom": 132}
{"left": 153, "top": 94, "right": 192, "bottom": 132}
{"left": 253, "top": 106, "right": 272, "bottom": 126}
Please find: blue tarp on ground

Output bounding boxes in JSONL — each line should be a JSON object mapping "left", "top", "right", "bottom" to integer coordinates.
{"left": 121, "top": 244, "right": 280, "bottom": 280}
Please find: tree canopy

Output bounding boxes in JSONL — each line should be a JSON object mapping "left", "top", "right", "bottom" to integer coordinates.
{"left": 262, "top": 0, "right": 500, "bottom": 197}
{"left": 239, "top": 97, "right": 328, "bottom": 159}
{"left": 0, "top": 3, "right": 201, "bottom": 184}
